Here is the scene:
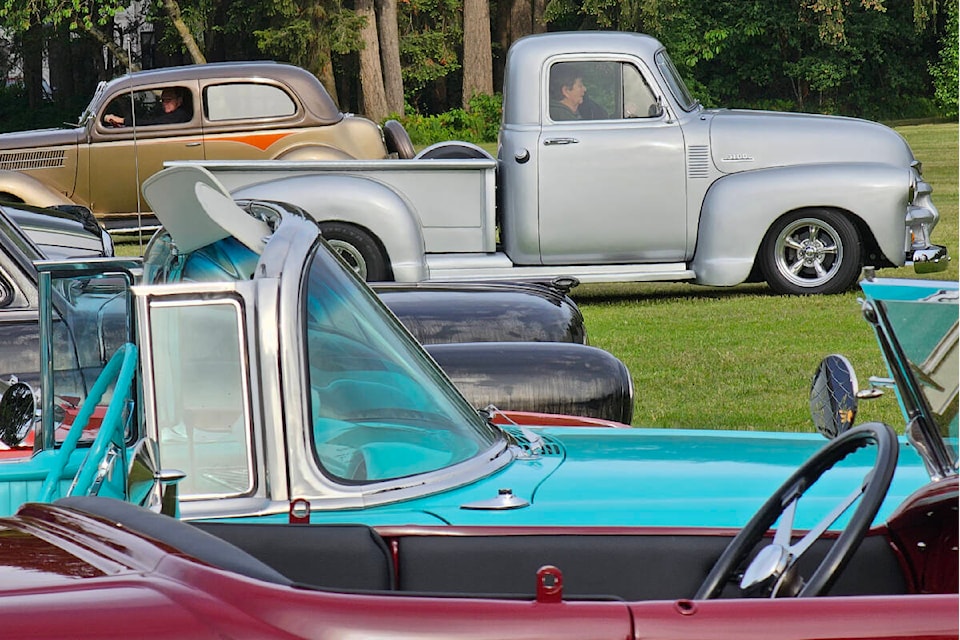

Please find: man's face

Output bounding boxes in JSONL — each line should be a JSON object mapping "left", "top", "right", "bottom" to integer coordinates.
{"left": 161, "top": 93, "right": 181, "bottom": 113}
{"left": 562, "top": 78, "right": 586, "bottom": 108}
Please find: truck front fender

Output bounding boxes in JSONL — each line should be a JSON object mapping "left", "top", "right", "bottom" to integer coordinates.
{"left": 231, "top": 174, "right": 428, "bottom": 282}
{"left": 0, "top": 170, "right": 75, "bottom": 208}
{"left": 692, "top": 163, "right": 910, "bottom": 286}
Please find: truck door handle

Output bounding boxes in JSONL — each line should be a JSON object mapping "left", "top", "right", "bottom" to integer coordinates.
{"left": 543, "top": 138, "right": 579, "bottom": 146}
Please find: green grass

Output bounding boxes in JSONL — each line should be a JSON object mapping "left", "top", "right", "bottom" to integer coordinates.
{"left": 573, "top": 122, "right": 958, "bottom": 431}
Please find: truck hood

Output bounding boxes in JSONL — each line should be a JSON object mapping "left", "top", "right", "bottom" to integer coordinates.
{"left": 292, "top": 427, "right": 931, "bottom": 530}
{"left": 708, "top": 109, "right": 914, "bottom": 175}
{"left": 0, "top": 127, "right": 83, "bottom": 151}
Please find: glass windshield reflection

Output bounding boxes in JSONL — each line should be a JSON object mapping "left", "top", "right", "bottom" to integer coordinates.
{"left": 304, "top": 242, "right": 501, "bottom": 483}
{"left": 883, "top": 296, "right": 959, "bottom": 458}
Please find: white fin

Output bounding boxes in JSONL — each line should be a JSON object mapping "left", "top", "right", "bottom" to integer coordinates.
{"left": 142, "top": 165, "right": 270, "bottom": 254}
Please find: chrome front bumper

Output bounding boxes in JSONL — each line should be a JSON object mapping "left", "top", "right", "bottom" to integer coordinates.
{"left": 910, "top": 245, "right": 950, "bottom": 274}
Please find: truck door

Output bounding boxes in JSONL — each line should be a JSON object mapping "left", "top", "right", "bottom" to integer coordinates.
{"left": 537, "top": 60, "right": 687, "bottom": 265}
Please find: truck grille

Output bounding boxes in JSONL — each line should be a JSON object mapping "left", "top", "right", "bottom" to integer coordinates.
{"left": 0, "top": 149, "right": 65, "bottom": 170}
{"left": 687, "top": 145, "right": 710, "bottom": 179}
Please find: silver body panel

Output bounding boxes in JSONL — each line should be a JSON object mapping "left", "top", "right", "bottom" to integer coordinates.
{"left": 169, "top": 31, "right": 942, "bottom": 286}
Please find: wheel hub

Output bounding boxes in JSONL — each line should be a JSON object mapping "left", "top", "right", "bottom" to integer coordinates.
{"left": 798, "top": 239, "right": 826, "bottom": 265}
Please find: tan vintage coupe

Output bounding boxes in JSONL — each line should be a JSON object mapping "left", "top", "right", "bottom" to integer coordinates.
{"left": 0, "top": 62, "right": 413, "bottom": 230}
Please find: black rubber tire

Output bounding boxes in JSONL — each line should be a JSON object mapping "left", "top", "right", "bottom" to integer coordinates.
{"left": 383, "top": 120, "right": 415, "bottom": 159}
{"left": 319, "top": 222, "right": 389, "bottom": 282}
{"left": 759, "top": 208, "right": 862, "bottom": 295}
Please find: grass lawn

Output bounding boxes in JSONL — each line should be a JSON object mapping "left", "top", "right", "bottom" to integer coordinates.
{"left": 573, "top": 122, "right": 958, "bottom": 431}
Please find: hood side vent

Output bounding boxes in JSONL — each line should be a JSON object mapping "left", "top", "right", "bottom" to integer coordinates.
{"left": 687, "top": 145, "right": 710, "bottom": 179}
{"left": 0, "top": 149, "right": 66, "bottom": 171}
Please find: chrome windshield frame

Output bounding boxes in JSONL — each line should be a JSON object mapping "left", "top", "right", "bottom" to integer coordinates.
{"left": 861, "top": 292, "right": 957, "bottom": 480}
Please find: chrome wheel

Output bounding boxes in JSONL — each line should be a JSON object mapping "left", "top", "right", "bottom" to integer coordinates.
{"left": 327, "top": 238, "right": 369, "bottom": 280}
{"left": 774, "top": 217, "right": 843, "bottom": 288}
{"left": 318, "top": 221, "right": 389, "bottom": 282}
{"left": 760, "top": 209, "right": 861, "bottom": 295}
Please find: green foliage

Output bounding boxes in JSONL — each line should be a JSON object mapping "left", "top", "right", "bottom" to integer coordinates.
{"left": 254, "top": 0, "right": 365, "bottom": 69}
{"left": 0, "top": 85, "right": 85, "bottom": 133}
{"left": 394, "top": 92, "right": 501, "bottom": 145}
{"left": 929, "top": 0, "right": 959, "bottom": 118}
{"left": 398, "top": 0, "right": 462, "bottom": 111}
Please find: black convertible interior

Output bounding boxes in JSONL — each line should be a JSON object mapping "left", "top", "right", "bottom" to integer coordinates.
{"left": 56, "top": 495, "right": 907, "bottom": 601}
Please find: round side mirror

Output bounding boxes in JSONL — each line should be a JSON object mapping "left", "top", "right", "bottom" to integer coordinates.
{"left": 809, "top": 354, "right": 859, "bottom": 439}
{"left": 0, "top": 380, "right": 36, "bottom": 447}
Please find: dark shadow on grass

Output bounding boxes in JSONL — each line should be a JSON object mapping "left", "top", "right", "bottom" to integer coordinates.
{"left": 570, "top": 282, "right": 777, "bottom": 305}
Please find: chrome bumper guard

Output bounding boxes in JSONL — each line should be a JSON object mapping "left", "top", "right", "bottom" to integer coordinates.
{"left": 910, "top": 245, "right": 950, "bottom": 274}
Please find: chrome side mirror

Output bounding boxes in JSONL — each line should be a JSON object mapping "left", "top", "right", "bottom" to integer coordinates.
{"left": 809, "top": 355, "right": 859, "bottom": 439}
{"left": 0, "top": 379, "right": 36, "bottom": 447}
{"left": 127, "top": 437, "right": 186, "bottom": 517}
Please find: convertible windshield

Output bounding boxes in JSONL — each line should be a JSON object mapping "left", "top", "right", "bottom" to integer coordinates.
{"left": 303, "top": 243, "right": 501, "bottom": 483}
{"left": 882, "top": 290, "right": 958, "bottom": 459}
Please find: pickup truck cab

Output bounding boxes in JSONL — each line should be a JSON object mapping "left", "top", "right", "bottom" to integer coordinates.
{"left": 194, "top": 31, "right": 948, "bottom": 293}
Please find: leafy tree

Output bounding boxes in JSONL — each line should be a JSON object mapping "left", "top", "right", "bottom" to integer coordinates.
{"left": 252, "top": 0, "right": 365, "bottom": 103}
{"left": 398, "top": 0, "right": 462, "bottom": 112}
{"left": 929, "top": 0, "right": 958, "bottom": 117}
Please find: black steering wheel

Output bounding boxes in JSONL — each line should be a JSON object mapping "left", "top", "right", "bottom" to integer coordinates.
{"left": 695, "top": 422, "right": 898, "bottom": 599}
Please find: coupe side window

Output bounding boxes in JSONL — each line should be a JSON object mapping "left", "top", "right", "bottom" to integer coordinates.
{"left": 205, "top": 83, "right": 297, "bottom": 121}
{"left": 102, "top": 86, "right": 193, "bottom": 127}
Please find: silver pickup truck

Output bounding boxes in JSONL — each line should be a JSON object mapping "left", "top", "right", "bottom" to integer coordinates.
{"left": 177, "top": 31, "right": 947, "bottom": 294}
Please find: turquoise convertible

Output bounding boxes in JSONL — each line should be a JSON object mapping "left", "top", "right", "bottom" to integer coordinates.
{"left": 0, "top": 167, "right": 953, "bottom": 546}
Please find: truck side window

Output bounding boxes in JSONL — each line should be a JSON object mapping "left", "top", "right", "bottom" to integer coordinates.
{"left": 622, "top": 64, "right": 659, "bottom": 118}
{"left": 549, "top": 61, "right": 658, "bottom": 121}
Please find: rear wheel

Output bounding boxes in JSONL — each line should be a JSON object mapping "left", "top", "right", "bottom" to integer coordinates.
{"left": 319, "top": 222, "right": 389, "bottom": 282}
{"left": 759, "top": 209, "right": 861, "bottom": 295}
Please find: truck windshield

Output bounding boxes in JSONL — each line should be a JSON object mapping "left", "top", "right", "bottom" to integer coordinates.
{"left": 654, "top": 50, "right": 697, "bottom": 111}
{"left": 303, "top": 242, "right": 501, "bottom": 483}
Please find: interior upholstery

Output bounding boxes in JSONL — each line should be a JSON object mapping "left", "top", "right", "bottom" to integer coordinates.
{"left": 192, "top": 521, "right": 395, "bottom": 591}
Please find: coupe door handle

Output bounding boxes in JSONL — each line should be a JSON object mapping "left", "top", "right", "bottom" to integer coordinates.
{"left": 185, "top": 142, "right": 202, "bottom": 147}
{"left": 543, "top": 138, "right": 579, "bottom": 146}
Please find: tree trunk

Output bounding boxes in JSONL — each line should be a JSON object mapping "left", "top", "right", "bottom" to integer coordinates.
{"left": 462, "top": 0, "right": 493, "bottom": 107}
{"left": 83, "top": 22, "right": 141, "bottom": 73}
{"left": 532, "top": 0, "right": 547, "bottom": 33}
{"left": 509, "top": 0, "right": 533, "bottom": 44}
{"left": 356, "top": 0, "right": 389, "bottom": 121}
{"left": 21, "top": 23, "right": 44, "bottom": 110}
{"left": 161, "top": 0, "right": 207, "bottom": 64}
{"left": 316, "top": 42, "right": 341, "bottom": 107}
{"left": 376, "top": 0, "right": 404, "bottom": 115}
